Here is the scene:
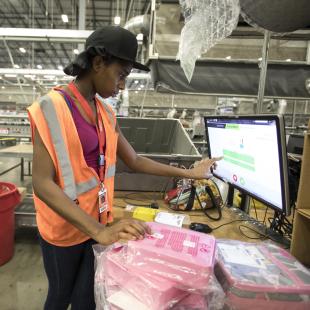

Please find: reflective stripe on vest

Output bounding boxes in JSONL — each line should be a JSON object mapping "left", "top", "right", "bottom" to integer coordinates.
{"left": 76, "top": 178, "right": 99, "bottom": 195}
{"left": 38, "top": 95, "right": 98, "bottom": 200}
{"left": 106, "top": 165, "right": 116, "bottom": 179}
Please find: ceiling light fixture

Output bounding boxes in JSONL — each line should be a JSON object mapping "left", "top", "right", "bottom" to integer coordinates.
{"left": 225, "top": 56, "right": 231, "bottom": 60}
{"left": 4, "top": 74, "right": 17, "bottom": 77}
{"left": 73, "top": 49, "right": 79, "bottom": 55}
{"left": 58, "top": 65, "right": 63, "bottom": 70}
{"left": 1, "top": 86, "right": 5, "bottom": 89}
{"left": 286, "top": 58, "right": 292, "bottom": 62}
{"left": 134, "top": 80, "right": 139, "bottom": 84}
{"left": 14, "top": 64, "right": 20, "bottom": 69}
{"left": 61, "top": 14, "right": 69, "bottom": 23}
{"left": 258, "top": 57, "right": 262, "bottom": 61}
{"left": 114, "top": 16, "right": 121, "bottom": 25}
{"left": 136, "top": 33, "right": 143, "bottom": 41}
{"left": 37, "top": 65, "right": 43, "bottom": 69}
{"left": 24, "top": 74, "right": 36, "bottom": 79}
{"left": 0, "top": 28, "right": 92, "bottom": 42}
{"left": 19, "top": 47, "right": 26, "bottom": 53}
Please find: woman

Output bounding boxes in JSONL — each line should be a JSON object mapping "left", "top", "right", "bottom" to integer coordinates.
{"left": 28, "top": 26, "right": 220, "bottom": 310}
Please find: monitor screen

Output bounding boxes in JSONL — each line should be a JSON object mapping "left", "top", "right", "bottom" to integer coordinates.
{"left": 287, "top": 134, "right": 304, "bottom": 155}
{"left": 204, "top": 115, "right": 290, "bottom": 215}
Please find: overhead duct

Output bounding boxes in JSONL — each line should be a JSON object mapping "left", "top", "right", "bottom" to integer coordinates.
{"left": 124, "top": 15, "right": 150, "bottom": 36}
{"left": 240, "top": 0, "right": 310, "bottom": 33}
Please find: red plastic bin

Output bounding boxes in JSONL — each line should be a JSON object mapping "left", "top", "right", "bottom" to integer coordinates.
{"left": 0, "top": 182, "right": 21, "bottom": 266}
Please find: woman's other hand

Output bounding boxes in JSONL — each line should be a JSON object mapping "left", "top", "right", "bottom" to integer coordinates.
{"left": 96, "top": 219, "right": 151, "bottom": 245}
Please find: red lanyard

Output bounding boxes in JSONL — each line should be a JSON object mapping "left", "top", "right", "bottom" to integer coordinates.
{"left": 68, "top": 82, "right": 106, "bottom": 182}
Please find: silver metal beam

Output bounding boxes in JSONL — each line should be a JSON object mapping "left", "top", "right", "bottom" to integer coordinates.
{"left": 126, "top": 0, "right": 134, "bottom": 23}
{"left": 257, "top": 30, "right": 271, "bottom": 113}
{"left": 292, "top": 100, "right": 297, "bottom": 128}
{"left": 78, "top": 0, "right": 86, "bottom": 51}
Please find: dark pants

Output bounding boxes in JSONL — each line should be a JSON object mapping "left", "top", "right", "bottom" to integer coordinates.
{"left": 39, "top": 235, "right": 96, "bottom": 310}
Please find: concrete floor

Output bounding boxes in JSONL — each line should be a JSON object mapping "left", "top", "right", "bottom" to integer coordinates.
{"left": 0, "top": 228, "right": 47, "bottom": 310}
{"left": 0, "top": 154, "right": 47, "bottom": 310}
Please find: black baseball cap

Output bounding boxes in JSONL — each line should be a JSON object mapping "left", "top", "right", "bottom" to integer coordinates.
{"left": 64, "top": 26, "right": 150, "bottom": 76}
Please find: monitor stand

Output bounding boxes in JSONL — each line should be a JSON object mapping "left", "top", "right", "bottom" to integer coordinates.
{"left": 226, "top": 185, "right": 250, "bottom": 213}
{"left": 226, "top": 185, "right": 234, "bottom": 208}
{"left": 239, "top": 193, "right": 250, "bottom": 213}
{"left": 225, "top": 185, "right": 290, "bottom": 248}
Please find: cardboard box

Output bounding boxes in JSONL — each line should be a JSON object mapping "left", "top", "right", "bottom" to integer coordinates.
{"left": 291, "top": 120, "right": 310, "bottom": 266}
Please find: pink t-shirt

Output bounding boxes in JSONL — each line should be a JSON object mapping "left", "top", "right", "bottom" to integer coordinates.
{"left": 71, "top": 101, "right": 100, "bottom": 176}
{"left": 56, "top": 88, "right": 100, "bottom": 176}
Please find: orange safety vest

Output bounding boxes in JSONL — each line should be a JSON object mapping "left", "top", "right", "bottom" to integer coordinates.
{"left": 27, "top": 89, "right": 118, "bottom": 246}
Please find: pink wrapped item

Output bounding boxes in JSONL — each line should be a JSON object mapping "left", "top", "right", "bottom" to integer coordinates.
{"left": 215, "top": 240, "right": 310, "bottom": 310}
{"left": 126, "top": 222, "right": 216, "bottom": 289}
{"left": 105, "top": 246, "right": 188, "bottom": 310}
{"left": 173, "top": 292, "right": 208, "bottom": 309}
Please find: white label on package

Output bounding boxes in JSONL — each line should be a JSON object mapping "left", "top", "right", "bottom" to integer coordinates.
{"left": 154, "top": 212, "right": 185, "bottom": 228}
{"left": 125, "top": 204, "right": 135, "bottom": 211}
{"left": 107, "top": 290, "right": 149, "bottom": 310}
{"left": 183, "top": 240, "right": 196, "bottom": 248}
{"left": 218, "top": 244, "right": 266, "bottom": 269}
{"left": 151, "top": 232, "right": 164, "bottom": 239}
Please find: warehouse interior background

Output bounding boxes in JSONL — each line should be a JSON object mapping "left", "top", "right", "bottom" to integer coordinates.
{"left": 0, "top": 0, "right": 309, "bottom": 128}
{"left": 1, "top": 0, "right": 310, "bottom": 309}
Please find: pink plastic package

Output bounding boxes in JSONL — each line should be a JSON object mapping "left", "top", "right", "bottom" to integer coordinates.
{"left": 105, "top": 245, "right": 188, "bottom": 310}
{"left": 126, "top": 222, "right": 216, "bottom": 290}
{"left": 215, "top": 240, "right": 310, "bottom": 310}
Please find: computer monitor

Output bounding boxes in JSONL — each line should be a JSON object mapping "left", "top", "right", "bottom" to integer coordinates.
{"left": 204, "top": 115, "right": 290, "bottom": 215}
{"left": 287, "top": 134, "right": 304, "bottom": 155}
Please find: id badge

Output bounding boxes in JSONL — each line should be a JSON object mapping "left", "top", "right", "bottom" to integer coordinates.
{"left": 98, "top": 185, "right": 107, "bottom": 214}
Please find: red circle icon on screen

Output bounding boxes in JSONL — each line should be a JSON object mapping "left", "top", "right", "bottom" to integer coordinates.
{"left": 233, "top": 174, "right": 238, "bottom": 182}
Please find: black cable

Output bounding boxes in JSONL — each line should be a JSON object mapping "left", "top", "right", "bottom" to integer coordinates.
{"left": 209, "top": 178, "right": 227, "bottom": 210}
{"left": 268, "top": 211, "right": 293, "bottom": 239}
{"left": 195, "top": 186, "right": 222, "bottom": 221}
{"left": 262, "top": 206, "right": 268, "bottom": 225}
{"left": 210, "top": 178, "right": 221, "bottom": 198}
{"left": 212, "top": 219, "right": 256, "bottom": 230}
{"left": 238, "top": 224, "right": 267, "bottom": 240}
{"left": 238, "top": 224, "right": 290, "bottom": 249}
{"left": 252, "top": 198, "right": 258, "bottom": 220}
{"left": 123, "top": 192, "right": 154, "bottom": 207}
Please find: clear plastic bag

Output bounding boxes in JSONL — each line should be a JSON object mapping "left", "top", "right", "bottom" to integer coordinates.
{"left": 125, "top": 222, "right": 216, "bottom": 290}
{"left": 93, "top": 223, "right": 225, "bottom": 310}
{"left": 177, "top": 0, "right": 240, "bottom": 82}
{"left": 215, "top": 240, "right": 310, "bottom": 310}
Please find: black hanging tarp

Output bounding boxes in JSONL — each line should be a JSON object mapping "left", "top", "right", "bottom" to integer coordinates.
{"left": 150, "top": 59, "right": 310, "bottom": 98}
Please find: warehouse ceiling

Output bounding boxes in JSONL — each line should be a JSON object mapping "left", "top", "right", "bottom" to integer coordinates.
{"left": 0, "top": 0, "right": 310, "bottom": 105}
{"left": 0, "top": 0, "right": 153, "bottom": 104}
{"left": 0, "top": 0, "right": 150, "bottom": 69}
